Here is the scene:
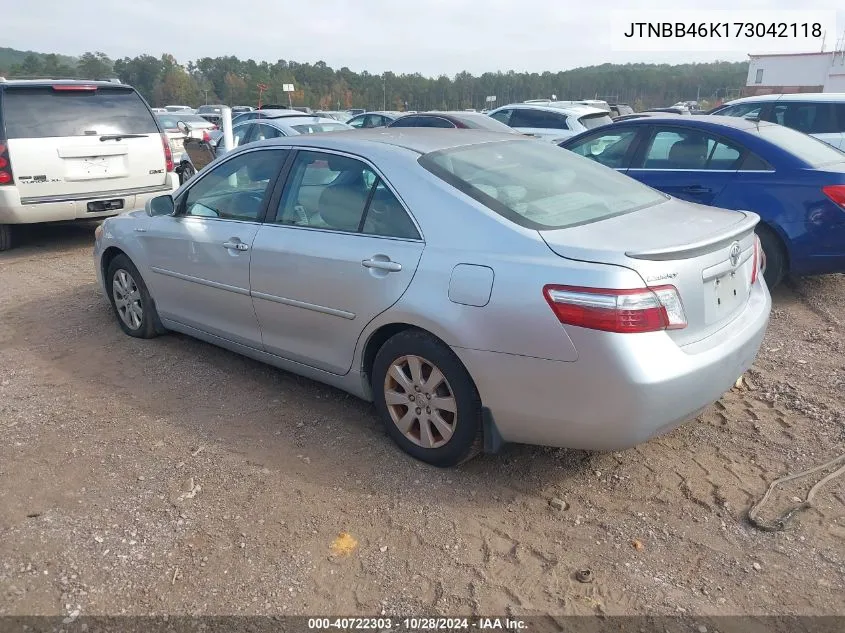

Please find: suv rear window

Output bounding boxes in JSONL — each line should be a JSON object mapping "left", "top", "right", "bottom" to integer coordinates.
{"left": 2, "top": 86, "right": 159, "bottom": 139}
{"left": 579, "top": 113, "right": 613, "bottom": 129}
{"left": 419, "top": 139, "right": 666, "bottom": 230}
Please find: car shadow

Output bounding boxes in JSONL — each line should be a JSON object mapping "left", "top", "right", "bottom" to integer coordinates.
{"left": 0, "top": 221, "right": 99, "bottom": 259}
{"left": 4, "top": 281, "right": 598, "bottom": 508}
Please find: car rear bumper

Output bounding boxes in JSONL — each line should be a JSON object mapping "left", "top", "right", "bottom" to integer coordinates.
{"left": 0, "top": 180, "right": 177, "bottom": 224}
{"left": 452, "top": 280, "right": 771, "bottom": 451}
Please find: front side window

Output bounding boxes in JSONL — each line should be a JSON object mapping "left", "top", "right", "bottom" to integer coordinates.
{"left": 641, "top": 129, "right": 743, "bottom": 170}
{"left": 420, "top": 139, "right": 666, "bottom": 230}
{"left": 182, "top": 149, "right": 288, "bottom": 222}
{"left": 566, "top": 128, "right": 640, "bottom": 168}
{"left": 766, "top": 103, "right": 838, "bottom": 135}
{"left": 274, "top": 151, "right": 419, "bottom": 239}
{"left": 231, "top": 123, "right": 254, "bottom": 148}
{"left": 489, "top": 110, "right": 512, "bottom": 125}
{"left": 347, "top": 115, "right": 365, "bottom": 128}
{"left": 717, "top": 102, "right": 764, "bottom": 119}
{"left": 252, "top": 124, "right": 284, "bottom": 141}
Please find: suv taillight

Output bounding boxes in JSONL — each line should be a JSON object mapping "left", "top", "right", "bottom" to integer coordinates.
{"left": 543, "top": 284, "right": 687, "bottom": 333}
{"left": 161, "top": 133, "right": 174, "bottom": 172}
{"left": 822, "top": 185, "right": 845, "bottom": 210}
{"left": 0, "top": 142, "right": 13, "bottom": 186}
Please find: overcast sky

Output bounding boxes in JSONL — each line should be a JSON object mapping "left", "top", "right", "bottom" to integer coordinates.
{"left": 6, "top": 0, "right": 845, "bottom": 76}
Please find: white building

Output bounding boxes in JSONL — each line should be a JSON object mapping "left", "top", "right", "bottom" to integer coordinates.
{"left": 744, "top": 51, "right": 845, "bottom": 96}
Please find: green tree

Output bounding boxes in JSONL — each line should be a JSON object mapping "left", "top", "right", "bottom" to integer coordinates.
{"left": 77, "top": 51, "right": 113, "bottom": 79}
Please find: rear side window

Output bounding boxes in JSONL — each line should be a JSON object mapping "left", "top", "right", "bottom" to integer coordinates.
{"left": 290, "top": 122, "right": 350, "bottom": 134}
{"left": 391, "top": 116, "right": 455, "bottom": 128}
{"left": 3, "top": 86, "right": 159, "bottom": 139}
{"left": 579, "top": 113, "right": 613, "bottom": 129}
{"left": 509, "top": 109, "right": 569, "bottom": 130}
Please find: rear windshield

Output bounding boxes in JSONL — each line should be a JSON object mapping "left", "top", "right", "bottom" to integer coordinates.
{"left": 579, "top": 113, "right": 614, "bottom": 129}
{"left": 754, "top": 124, "right": 845, "bottom": 167}
{"left": 290, "top": 123, "right": 350, "bottom": 134}
{"left": 419, "top": 139, "right": 667, "bottom": 230}
{"left": 2, "top": 86, "right": 158, "bottom": 139}
{"left": 157, "top": 113, "right": 212, "bottom": 129}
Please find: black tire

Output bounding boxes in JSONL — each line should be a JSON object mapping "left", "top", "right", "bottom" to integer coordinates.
{"left": 756, "top": 224, "right": 786, "bottom": 289}
{"left": 372, "top": 329, "right": 483, "bottom": 467}
{"left": 0, "top": 224, "right": 12, "bottom": 251}
{"left": 106, "top": 254, "right": 164, "bottom": 339}
{"left": 179, "top": 162, "right": 195, "bottom": 185}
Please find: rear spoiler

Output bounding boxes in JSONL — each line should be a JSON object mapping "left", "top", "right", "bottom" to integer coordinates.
{"left": 625, "top": 211, "right": 760, "bottom": 261}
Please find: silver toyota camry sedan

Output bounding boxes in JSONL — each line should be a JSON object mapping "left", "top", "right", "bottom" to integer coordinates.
{"left": 93, "top": 129, "right": 771, "bottom": 467}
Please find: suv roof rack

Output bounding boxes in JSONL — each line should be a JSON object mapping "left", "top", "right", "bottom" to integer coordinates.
{"left": 0, "top": 76, "right": 122, "bottom": 83}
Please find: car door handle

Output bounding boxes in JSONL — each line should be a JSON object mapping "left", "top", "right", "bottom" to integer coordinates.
{"left": 223, "top": 240, "right": 249, "bottom": 251}
{"left": 362, "top": 258, "right": 402, "bottom": 272}
{"left": 682, "top": 185, "right": 711, "bottom": 194}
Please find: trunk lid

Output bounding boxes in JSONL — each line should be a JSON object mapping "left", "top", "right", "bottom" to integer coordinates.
{"left": 540, "top": 198, "right": 760, "bottom": 346}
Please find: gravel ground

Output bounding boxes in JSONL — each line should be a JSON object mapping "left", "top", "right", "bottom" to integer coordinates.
{"left": 0, "top": 222, "right": 843, "bottom": 619}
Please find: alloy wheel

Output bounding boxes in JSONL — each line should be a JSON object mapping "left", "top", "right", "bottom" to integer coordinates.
{"left": 112, "top": 269, "right": 143, "bottom": 330}
{"left": 383, "top": 355, "right": 458, "bottom": 449}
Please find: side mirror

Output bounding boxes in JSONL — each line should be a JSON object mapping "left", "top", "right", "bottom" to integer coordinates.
{"left": 146, "top": 194, "right": 175, "bottom": 217}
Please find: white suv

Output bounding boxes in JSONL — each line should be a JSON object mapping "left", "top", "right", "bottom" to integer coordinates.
{"left": 0, "top": 79, "right": 178, "bottom": 250}
{"left": 487, "top": 103, "right": 613, "bottom": 142}
{"left": 709, "top": 93, "right": 845, "bottom": 150}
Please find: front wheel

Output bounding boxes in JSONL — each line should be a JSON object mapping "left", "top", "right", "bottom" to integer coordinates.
{"left": 372, "top": 330, "right": 482, "bottom": 467}
{"left": 106, "top": 254, "right": 163, "bottom": 339}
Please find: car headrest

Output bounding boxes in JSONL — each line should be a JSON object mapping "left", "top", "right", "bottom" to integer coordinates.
{"left": 318, "top": 185, "right": 367, "bottom": 232}
{"left": 246, "top": 155, "right": 279, "bottom": 182}
{"left": 668, "top": 138, "right": 708, "bottom": 167}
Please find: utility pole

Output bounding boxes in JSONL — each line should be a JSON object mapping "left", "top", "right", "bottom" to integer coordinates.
{"left": 203, "top": 89, "right": 209, "bottom": 104}
{"left": 382, "top": 75, "right": 386, "bottom": 111}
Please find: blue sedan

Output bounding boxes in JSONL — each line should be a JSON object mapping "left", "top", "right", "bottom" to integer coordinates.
{"left": 560, "top": 115, "right": 845, "bottom": 287}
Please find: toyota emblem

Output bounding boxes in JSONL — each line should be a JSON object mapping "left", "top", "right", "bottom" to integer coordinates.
{"left": 729, "top": 241, "right": 742, "bottom": 268}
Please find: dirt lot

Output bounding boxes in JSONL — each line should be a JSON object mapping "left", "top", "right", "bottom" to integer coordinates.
{"left": 0, "top": 223, "right": 843, "bottom": 619}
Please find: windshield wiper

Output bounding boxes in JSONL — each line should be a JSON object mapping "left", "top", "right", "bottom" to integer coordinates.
{"left": 99, "top": 134, "right": 148, "bottom": 141}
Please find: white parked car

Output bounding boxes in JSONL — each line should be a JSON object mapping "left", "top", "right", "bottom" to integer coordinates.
{"left": 709, "top": 93, "right": 845, "bottom": 150}
{"left": 487, "top": 103, "right": 613, "bottom": 142}
{"left": 0, "top": 79, "right": 178, "bottom": 251}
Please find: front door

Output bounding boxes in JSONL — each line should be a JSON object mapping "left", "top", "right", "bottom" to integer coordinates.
{"left": 249, "top": 150, "right": 425, "bottom": 375}
{"left": 140, "top": 147, "right": 289, "bottom": 348}
{"left": 627, "top": 126, "right": 741, "bottom": 205}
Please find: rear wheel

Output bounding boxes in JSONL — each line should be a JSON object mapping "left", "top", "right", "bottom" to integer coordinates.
{"left": 0, "top": 224, "right": 12, "bottom": 251}
{"left": 372, "top": 330, "right": 482, "bottom": 467}
{"left": 756, "top": 224, "right": 786, "bottom": 288}
{"left": 106, "top": 254, "right": 163, "bottom": 339}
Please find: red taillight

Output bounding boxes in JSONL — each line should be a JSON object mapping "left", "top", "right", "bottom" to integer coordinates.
{"left": 822, "top": 185, "right": 845, "bottom": 209}
{"left": 0, "top": 141, "right": 12, "bottom": 186}
{"left": 52, "top": 84, "right": 97, "bottom": 91}
{"left": 202, "top": 130, "right": 211, "bottom": 142}
{"left": 543, "top": 285, "right": 687, "bottom": 334}
{"left": 161, "top": 133, "right": 174, "bottom": 172}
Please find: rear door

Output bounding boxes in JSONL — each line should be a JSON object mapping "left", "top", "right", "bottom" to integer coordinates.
{"left": 249, "top": 149, "right": 425, "bottom": 375}
{"left": 627, "top": 125, "right": 742, "bottom": 205}
{"left": 2, "top": 84, "right": 168, "bottom": 201}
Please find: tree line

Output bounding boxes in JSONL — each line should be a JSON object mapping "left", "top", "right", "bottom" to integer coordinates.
{"left": 2, "top": 50, "right": 749, "bottom": 111}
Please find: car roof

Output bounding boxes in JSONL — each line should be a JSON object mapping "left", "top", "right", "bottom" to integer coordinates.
{"left": 494, "top": 102, "right": 607, "bottom": 116}
{"left": 237, "top": 115, "right": 348, "bottom": 129}
{"left": 606, "top": 114, "right": 777, "bottom": 131}
{"left": 0, "top": 78, "right": 130, "bottom": 88}
{"left": 722, "top": 93, "right": 845, "bottom": 105}
{"left": 244, "top": 128, "right": 531, "bottom": 155}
